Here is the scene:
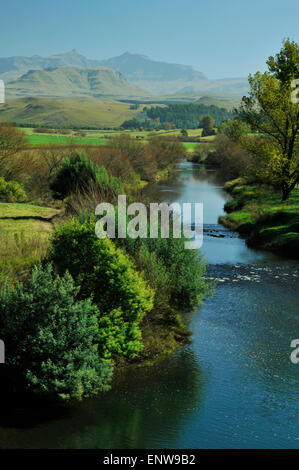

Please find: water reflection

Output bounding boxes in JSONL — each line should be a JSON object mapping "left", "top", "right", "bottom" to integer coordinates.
{"left": 0, "top": 352, "right": 204, "bottom": 449}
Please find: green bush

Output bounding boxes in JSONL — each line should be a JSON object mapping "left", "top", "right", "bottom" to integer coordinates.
{"left": 0, "top": 264, "right": 113, "bottom": 400}
{"left": 50, "top": 219, "right": 154, "bottom": 358}
{"left": 50, "top": 151, "right": 123, "bottom": 200}
{"left": 0, "top": 176, "right": 27, "bottom": 203}
{"left": 118, "top": 231, "right": 209, "bottom": 313}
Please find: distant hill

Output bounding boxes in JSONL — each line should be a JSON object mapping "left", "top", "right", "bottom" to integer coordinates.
{"left": 0, "top": 49, "right": 103, "bottom": 83}
{"left": 194, "top": 94, "right": 241, "bottom": 111}
{"left": 98, "top": 52, "right": 207, "bottom": 82}
{"left": 5, "top": 66, "right": 149, "bottom": 100}
{"left": 134, "top": 77, "right": 249, "bottom": 95}
{"left": 98, "top": 53, "right": 248, "bottom": 95}
{"left": 0, "top": 97, "right": 144, "bottom": 128}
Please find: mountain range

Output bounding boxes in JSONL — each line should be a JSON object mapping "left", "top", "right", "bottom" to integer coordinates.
{"left": 0, "top": 50, "right": 249, "bottom": 97}
{"left": 5, "top": 66, "right": 149, "bottom": 100}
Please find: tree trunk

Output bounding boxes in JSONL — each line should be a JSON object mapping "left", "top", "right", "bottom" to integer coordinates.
{"left": 282, "top": 188, "right": 289, "bottom": 201}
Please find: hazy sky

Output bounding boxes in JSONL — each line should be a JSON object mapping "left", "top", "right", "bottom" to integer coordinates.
{"left": 1, "top": 0, "right": 298, "bottom": 79}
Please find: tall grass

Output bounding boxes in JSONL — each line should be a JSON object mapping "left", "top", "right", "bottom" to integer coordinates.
{"left": 0, "top": 231, "right": 49, "bottom": 284}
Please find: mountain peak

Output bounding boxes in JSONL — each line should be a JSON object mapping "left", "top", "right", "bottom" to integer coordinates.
{"left": 98, "top": 53, "right": 207, "bottom": 83}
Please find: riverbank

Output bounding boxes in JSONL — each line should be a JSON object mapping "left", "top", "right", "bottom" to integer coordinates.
{"left": 219, "top": 178, "right": 299, "bottom": 257}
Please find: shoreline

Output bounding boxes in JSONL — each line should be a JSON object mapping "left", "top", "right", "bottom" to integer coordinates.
{"left": 219, "top": 178, "right": 299, "bottom": 259}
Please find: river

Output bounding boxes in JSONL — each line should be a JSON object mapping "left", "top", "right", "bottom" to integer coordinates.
{"left": 0, "top": 162, "right": 298, "bottom": 449}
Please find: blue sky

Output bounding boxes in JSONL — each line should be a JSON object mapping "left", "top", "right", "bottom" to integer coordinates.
{"left": 1, "top": 0, "right": 298, "bottom": 79}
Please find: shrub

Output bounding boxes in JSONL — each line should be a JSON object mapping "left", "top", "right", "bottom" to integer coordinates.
{"left": 118, "top": 232, "right": 209, "bottom": 313}
{"left": 49, "top": 219, "right": 154, "bottom": 358}
{"left": 205, "top": 134, "right": 251, "bottom": 180}
{"left": 50, "top": 151, "right": 123, "bottom": 200}
{"left": 148, "top": 136, "right": 184, "bottom": 171}
{"left": 0, "top": 264, "right": 113, "bottom": 400}
{"left": 0, "top": 177, "right": 27, "bottom": 202}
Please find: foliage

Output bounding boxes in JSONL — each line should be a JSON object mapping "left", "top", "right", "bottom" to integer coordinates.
{"left": 186, "top": 142, "right": 215, "bottom": 163}
{"left": 0, "top": 123, "right": 26, "bottom": 176}
{"left": 0, "top": 177, "right": 27, "bottom": 202}
{"left": 218, "top": 119, "right": 251, "bottom": 141}
{"left": 117, "top": 230, "right": 209, "bottom": 314}
{"left": 49, "top": 219, "right": 154, "bottom": 358}
{"left": 50, "top": 151, "right": 123, "bottom": 200}
{"left": 0, "top": 264, "right": 113, "bottom": 400}
{"left": 122, "top": 103, "right": 233, "bottom": 129}
{"left": 237, "top": 39, "right": 299, "bottom": 200}
{"left": 148, "top": 136, "right": 184, "bottom": 171}
{"left": 200, "top": 115, "right": 214, "bottom": 137}
{"left": 108, "top": 135, "right": 183, "bottom": 182}
{"left": 205, "top": 134, "right": 251, "bottom": 180}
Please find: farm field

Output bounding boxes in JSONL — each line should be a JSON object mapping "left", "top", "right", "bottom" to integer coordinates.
{"left": 22, "top": 126, "right": 212, "bottom": 150}
{"left": 24, "top": 134, "right": 108, "bottom": 146}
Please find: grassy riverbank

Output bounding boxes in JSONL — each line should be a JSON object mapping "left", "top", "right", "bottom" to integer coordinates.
{"left": 219, "top": 178, "right": 299, "bottom": 257}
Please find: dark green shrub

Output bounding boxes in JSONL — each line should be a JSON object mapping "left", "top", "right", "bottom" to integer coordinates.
{"left": 0, "top": 176, "right": 27, "bottom": 202}
{"left": 50, "top": 151, "right": 123, "bottom": 200}
{"left": 50, "top": 219, "right": 154, "bottom": 358}
{"left": 0, "top": 264, "right": 113, "bottom": 400}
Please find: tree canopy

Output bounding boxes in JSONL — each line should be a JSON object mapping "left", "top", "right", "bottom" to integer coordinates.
{"left": 237, "top": 39, "right": 299, "bottom": 200}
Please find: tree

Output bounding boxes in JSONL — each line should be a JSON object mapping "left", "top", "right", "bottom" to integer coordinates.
{"left": 218, "top": 119, "right": 251, "bottom": 141}
{"left": 181, "top": 129, "right": 188, "bottom": 138}
{"left": 0, "top": 123, "right": 25, "bottom": 174}
{"left": 0, "top": 264, "right": 113, "bottom": 400}
{"left": 237, "top": 39, "right": 299, "bottom": 200}
{"left": 200, "top": 115, "right": 214, "bottom": 137}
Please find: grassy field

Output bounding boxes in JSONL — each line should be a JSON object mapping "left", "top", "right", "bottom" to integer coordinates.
{"left": 0, "top": 202, "right": 60, "bottom": 219}
{"left": 25, "top": 134, "right": 108, "bottom": 146}
{"left": 21, "top": 126, "right": 210, "bottom": 150}
{"left": 0, "top": 97, "right": 144, "bottom": 128}
{"left": 0, "top": 202, "right": 60, "bottom": 282}
{"left": 219, "top": 178, "right": 299, "bottom": 256}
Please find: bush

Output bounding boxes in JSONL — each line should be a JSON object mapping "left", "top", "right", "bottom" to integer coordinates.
{"left": 50, "top": 151, "right": 123, "bottom": 200}
{"left": 118, "top": 232, "right": 209, "bottom": 313}
{"left": 0, "top": 264, "right": 113, "bottom": 400}
{"left": 205, "top": 134, "right": 251, "bottom": 180}
{"left": 0, "top": 177, "right": 27, "bottom": 202}
{"left": 148, "top": 136, "right": 184, "bottom": 171}
{"left": 49, "top": 219, "right": 154, "bottom": 358}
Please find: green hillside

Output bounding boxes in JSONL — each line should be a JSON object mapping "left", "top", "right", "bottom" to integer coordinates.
{"left": 0, "top": 97, "right": 144, "bottom": 128}
{"left": 6, "top": 66, "right": 150, "bottom": 99}
{"left": 194, "top": 94, "right": 241, "bottom": 110}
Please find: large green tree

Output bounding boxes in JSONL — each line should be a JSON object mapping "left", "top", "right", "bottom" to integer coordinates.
{"left": 237, "top": 39, "right": 299, "bottom": 200}
{"left": 201, "top": 115, "right": 214, "bottom": 137}
{"left": 0, "top": 264, "right": 113, "bottom": 400}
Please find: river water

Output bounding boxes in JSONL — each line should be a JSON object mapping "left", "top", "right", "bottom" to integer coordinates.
{"left": 0, "top": 162, "right": 298, "bottom": 449}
